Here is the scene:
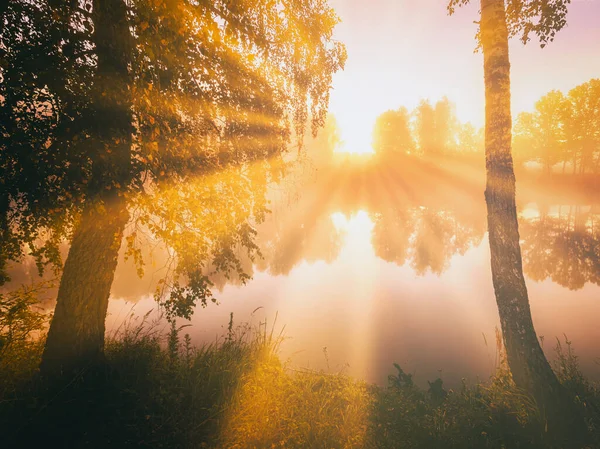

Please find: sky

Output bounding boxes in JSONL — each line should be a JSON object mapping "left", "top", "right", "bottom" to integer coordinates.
{"left": 326, "top": 0, "right": 600, "bottom": 153}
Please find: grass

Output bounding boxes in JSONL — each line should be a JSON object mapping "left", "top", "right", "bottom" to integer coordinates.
{"left": 0, "top": 303, "right": 599, "bottom": 448}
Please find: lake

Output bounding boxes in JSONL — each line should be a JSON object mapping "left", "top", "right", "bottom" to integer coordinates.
{"left": 99, "top": 156, "right": 600, "bottom": 387}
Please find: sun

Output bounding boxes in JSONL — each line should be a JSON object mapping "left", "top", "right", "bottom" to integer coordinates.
{"left": 336, "top": 122, "right": 375, "bottom": 155}
{"left": 332, "top": 110, "right": 375, "bottom": 155}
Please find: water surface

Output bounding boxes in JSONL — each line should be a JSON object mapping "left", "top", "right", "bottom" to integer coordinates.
{"left": 105, "top": 158, "right": 600, "bottom": 386}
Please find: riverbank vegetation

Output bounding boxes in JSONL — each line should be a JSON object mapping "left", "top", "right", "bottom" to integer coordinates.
{"left": 1, "top": 301, "right": 598, "bottom": 449}
{"left": 2, "top": 0, "right": 599, "bottom": 447}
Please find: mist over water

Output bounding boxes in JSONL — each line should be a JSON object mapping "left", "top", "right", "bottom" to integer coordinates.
{"left": 100, "top": 155, "right": 600, "bottom": 387}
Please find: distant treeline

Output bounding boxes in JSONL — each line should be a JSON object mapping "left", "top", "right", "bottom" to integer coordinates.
{"left": 372, "top": 98, "right": 484, "bottom": 158}
{"left": 370, "top": 78, "right": 600, "bottom": 173}
{"left": 514, "top": 79, "right": 600, "bottom": 174}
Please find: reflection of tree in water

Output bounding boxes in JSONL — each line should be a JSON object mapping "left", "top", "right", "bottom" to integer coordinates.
{"left": 206, "top": 201, "right": 345, "bottom": 289}
{"left": 372, "top": 207, "right": 484, "bottom": 275}
{"left": 102, "top": 160, "right": 600, "bottom": 293}
{"left": 256, "top": 207, "right": 344, "bottom": 276}
{"left": 248, "top": 158, "right": 488, "bottom": 277}
{"left": 8, "top": 146, "right": 597, "bottom": 299}
{"left": 413, "top": 210, "right": 482, "bottom": 275}
{"left": 521, "top": 205, "right": 600, "bottom": 290}
{"left": 371, "top": 208, "right": 414, "bottom": 267}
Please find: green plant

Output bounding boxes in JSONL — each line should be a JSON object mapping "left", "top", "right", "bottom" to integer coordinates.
{"left": 0, "top": 283, "right": 50, "bottom": 395}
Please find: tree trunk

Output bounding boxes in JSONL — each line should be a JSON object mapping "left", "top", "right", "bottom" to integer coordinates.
{"left": 480, "top": 0, "right": 582, "bottom": 439}
{"left": 41, "top": 0, "right": 133, "bottom": 375}
{"left": 40, "top": 198, "right": 128, "bottom": 373}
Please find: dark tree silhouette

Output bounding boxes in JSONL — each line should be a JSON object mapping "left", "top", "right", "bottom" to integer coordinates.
{"left": 1, "top": 0, "right": 346, "bottom": 374}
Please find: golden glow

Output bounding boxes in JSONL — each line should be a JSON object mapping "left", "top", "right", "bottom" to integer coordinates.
{"left": 331, "top": 210, "right": 374, "bottom": 237}
{"left": 218, "top": 341, "right": 371, "bottom": 447}
{"left": 327, "top": 0, "right": 600, "bottom": 131}
{"left": 334, "top": 113, "right": 375, "bottom": 155}
{"left": 330, "top": 210, "right": 377, "bottom": 376}
{"left": 519, "top": 204, "right": 541, "bottom": 220}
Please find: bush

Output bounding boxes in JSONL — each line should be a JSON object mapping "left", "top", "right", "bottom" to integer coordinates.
{"left": 0, "top": 283, "right": 49, "bottom": 396}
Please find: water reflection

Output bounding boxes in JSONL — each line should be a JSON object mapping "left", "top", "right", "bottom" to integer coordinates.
{"left": 2, "top": 157, "right": 600, "bottom": 385}
{"left": 199, "top": 165, "right": 600, "bottom": 294}
{"left": 372, "top": 207, "right": 484, "bottom": 275}
{"left": 186, "top": 161, "right": 599, "bottom": 385}
{"left": 3, "top": 160, "right": 600, "bottom": 298}
{"left": 521, "top": 205, "right": 600, "bottom": 290}
{"left": 224, "top": 158, "right": 487, "bottom": 284}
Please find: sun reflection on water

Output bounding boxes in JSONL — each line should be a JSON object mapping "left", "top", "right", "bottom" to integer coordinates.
{"left": 329, "top": 210, "right": 378, "bottom": 377}
{"left": 331, "top": 210, "right": 374, "bottom": 241}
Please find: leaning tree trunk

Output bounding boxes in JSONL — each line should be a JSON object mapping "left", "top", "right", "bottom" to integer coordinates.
{"left": 480, "top": 0, "right": 583, "bottom": 439}
{"left": 41, "top": 0, "right": 134, "bottom": 375}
